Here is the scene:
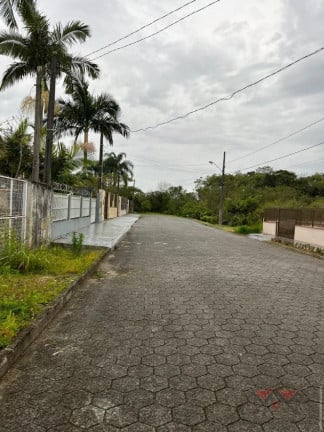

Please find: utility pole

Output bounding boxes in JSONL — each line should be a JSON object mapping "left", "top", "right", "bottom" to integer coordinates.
{"left": 219, "top": 151, "right": 226, "bottom": 225}
{"left": 132, "top": 178, "right": 136, "bottom": 213}
{"left": 44, "top": 54, "right": 57, "bottom": 185}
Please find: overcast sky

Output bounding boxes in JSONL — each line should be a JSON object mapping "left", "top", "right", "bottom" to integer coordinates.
{"left": 0, "top": 0, "right": 323, "bottom": 191}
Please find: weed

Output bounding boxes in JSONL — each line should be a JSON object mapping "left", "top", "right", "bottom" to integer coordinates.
{"left": 72, "top": 232, "right": 84, "bottom": 256}
{"left": 234, "top": 223, "right": 262, "bottom": 235}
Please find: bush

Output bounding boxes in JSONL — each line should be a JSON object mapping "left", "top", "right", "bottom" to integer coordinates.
{"left": 181, "top": 201, "right": 211, "bottom": 220}
{"left": 234, "top": 223, "right": 262, "bottom": 234}
{"left": 200, "top": 215, "right": 218, "bottom": 224}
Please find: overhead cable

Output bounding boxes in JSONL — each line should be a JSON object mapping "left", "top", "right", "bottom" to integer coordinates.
{"left": 239, "top": 140, "right": 324, "bottom": 172}
{"left": 228, "top": 116, "right": 324, "bottom": 164}
{"left": 86, "top": 0, "right": 200, "bottom": 57}
{"left": 91, "top": 0, "right": 222, "bottom": 60}
{"left": 131, "top": 46, "right": 324, "bottom": 132}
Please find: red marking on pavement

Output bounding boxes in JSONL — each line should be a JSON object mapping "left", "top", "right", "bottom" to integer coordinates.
{"left": 278, "top": 389, "right": 297, "bottom": 401}
{"left": 255, "top": 389, "right": 272, "bottom": 400}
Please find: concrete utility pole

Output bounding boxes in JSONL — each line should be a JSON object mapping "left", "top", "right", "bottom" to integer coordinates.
{"left": 219, "top": 151, "right": 226, "bottom": 225}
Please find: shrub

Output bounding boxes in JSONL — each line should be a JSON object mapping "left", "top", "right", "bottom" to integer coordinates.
{"left": 72, "top": 232, "right": 84, "bottom": 256}
{"left": 234, "top": 223, "right": 262, "bottom": 235}
{"left": 200, "top": 215, "right": 218, "bottom": 224}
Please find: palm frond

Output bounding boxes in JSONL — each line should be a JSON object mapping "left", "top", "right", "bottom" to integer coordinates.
{"left": 0, "top": 61, "right": 31, "bottom": 90}
{"left": 52, "top": 21, "right": 90, "bottom": 46}
{"left": 0, "top": 31, "right": 28, "bottom": 58}
{"left": 0, "top": 0, "right": 17, "bottom": 29}
{"left": 68, "top": 56, "right": 100, "bottom": 79}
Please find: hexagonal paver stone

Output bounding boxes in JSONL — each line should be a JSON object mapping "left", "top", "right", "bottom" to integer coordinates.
{"left": 177, "top": 345, "right": 201, "bottom": 356}
{"left": 92, "top": 389, "right": 123, "bottom": 410}
{"left": 232, "top": 363, "right": 260, "bottom": 378}
{"left": 128, "top": 365, "right": 154, "bottom": 378}
{"left": 101, "top": 364, "right": 128, "bottom": 379}
{"left": 197, "top": 374, "right": 225, "bottom": 391}
{"left": 187, "top": 383, "right": 217, "bottom": 407}
{"left": 122, "top": 422, "right": 155, "bottom": 432}
{"left": 70, "top": 406, "right": 105, "bottom": 428}
{"left": 169, "top": 375, "right": 197, "bottom": 391}
{"left": 116, "top": 355, "right": 141, "bottom": 367}
{"left": 167, "top": 354, "right": 191, "bottom": 366}
{"left": 156, "top": 388, "right": 186, "bottom": 408}
{"left": 105, "top": 405, "right": 138, "bottom": 428}
{"left": 192, "top": 421, "right": 227, "bottom": 432}
{"left": 206, "top": 403, "right": 239, "bottom": 425}
{"left": 246, "top": 344, "right": 269, "bottom": 355}
{"left": 284, "top": 363, "right": 312, "bottom": 377}
{"left": 187, "top": 338, "right": 208, "bottom": 347}
{"left": 155, "top": 364, "right": 180, "bottom": 378}
{"left": 207, "top": 364, "right": 233, "bottom": 377}
{"left": 35, "top": 406, "right": 71, "bottom": 428}
{"left": 228, "top": 420, "right": 263, "bottom": 432}
{"left": 216, "top": 387, "right": 247, "bottom": 407}
{"left": 172, "top": 404, "right": 206, "bottom": 426}
{"left": 142, "top": 354, "right": 166, "bottom": 367}
{"left": 258, "top": 363, "right": 285, "bottom": 378}
{"left": 155, "top": 345, "right": 178, "bottom": 356}
{"left": 191, "top": 353, "right": 215, "bottom": 365}
{"left": 139, "top": 404, "right": 172, "bottom": 427}
{"left": 238, "top": 403, "right": 273, "bottom": 424}
{"left": 60, "top": 389, "right": 92, "bottom": 409}
{"left": 157, "top": 422, "right": 190, "bottom": 432}
{"left": 111, "top": 376, "right": 139, "bottom": 392}
{"left": 124, "top": 389, "right": 154, "bottom": 409}
{"left": 140, "top": 375, "right": 169, "bottom": 392}
{"left": 199, "top": 345, "right": 223, "bottom": 356}
{"left": 181, "top": 364, "right": 207, "bottom": 377}
{"left": 263, "top": 419, "right": 300, "bottom": 432}
{"left": 215, "top": 353, "right": 240, "bottom": 366}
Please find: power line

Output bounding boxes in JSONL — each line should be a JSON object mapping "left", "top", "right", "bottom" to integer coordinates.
{"left": 131, "top": 46, "right": 324, "bottom": 133}
{"left": 91, "top": 0, "right": 222, "bottom": 60}
{"left": 86, "top": 0, "right": 200, "bottom": 57}
{"left": 228, "top": 116, "right": 324, "bottom": 165}
{"left": 239, "top": 139, "right": 324, "bottom": 172}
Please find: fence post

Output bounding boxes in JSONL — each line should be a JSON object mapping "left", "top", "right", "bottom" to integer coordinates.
{"left": 9, "top": 178, "right": 13, "bottom": 232}
{"left": 312, "top": 209, "right": 315, "bottom": 228}
{"left": 67, "top": 194, "right": 71, "bottom": 221}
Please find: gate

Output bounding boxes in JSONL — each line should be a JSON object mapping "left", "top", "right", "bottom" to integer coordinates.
{"left": 0, "top": 175, "right": 27, "bottom": 242}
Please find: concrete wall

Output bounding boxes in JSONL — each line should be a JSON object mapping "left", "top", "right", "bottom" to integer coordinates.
{"left": 108, "top": 207, "right": 118, "bottom": 219}
{"left": 263, "top": 221, "right": 277, "bottom": 236}
{"left": 294, "top": 225, "right": 324, "bottom": 248}
{"left": 26, "top": 182, "right": 52, "bottom": 248}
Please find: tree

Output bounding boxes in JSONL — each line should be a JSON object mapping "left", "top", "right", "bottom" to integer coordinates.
{"left": 55, "top": 74, "right": 129, "bottom": 187}
{"left": 0, "top": 0, "right": 99, "bottom": 182}
{"left": 102, "top": 152, "right": 134, "bottom": 192}
{"left": 0, "top": 118, "right": 32, "bottom": 178}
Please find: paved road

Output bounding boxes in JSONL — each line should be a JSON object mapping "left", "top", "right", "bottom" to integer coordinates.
{"left": 1, "top": 215, "right": 323, "bottom": 431}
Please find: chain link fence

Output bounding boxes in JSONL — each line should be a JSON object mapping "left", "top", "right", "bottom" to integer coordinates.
{"left": 0, "top": 175, "right": 27, "bottom": 242}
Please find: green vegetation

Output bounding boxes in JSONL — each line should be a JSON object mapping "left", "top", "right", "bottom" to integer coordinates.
{"left": 71, "top": 232, "right": 84, "bottom": 256}
{"left": 134, "top": 168, "right": 324, "bottom": 233}
{"left": 0, "top": 240, "right": 103, "bottom": 348}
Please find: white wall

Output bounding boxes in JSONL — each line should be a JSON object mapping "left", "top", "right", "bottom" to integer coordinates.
{"left": 294, "top": 226, "right": 324, "bottom": 248}
{"left": 263, "top": 221, "right": 277, "bottom": 236}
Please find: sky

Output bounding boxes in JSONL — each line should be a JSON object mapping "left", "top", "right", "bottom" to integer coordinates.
{"left": 0, "top": 0, "right": 324, "bottom": 191}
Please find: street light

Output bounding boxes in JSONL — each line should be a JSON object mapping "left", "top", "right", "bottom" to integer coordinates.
{"left": 209, "top": 152, "right": 226, "bottom": 225}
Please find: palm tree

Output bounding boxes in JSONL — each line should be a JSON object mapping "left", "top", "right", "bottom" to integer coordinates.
{"left": 0, "top": 0, "right": 99, "bottom": 182}
{"left": 102, "top": 152, "right": 134, "bottom": 192}
{"left": 55, "top": 74, "right": 129, "bottom": 188}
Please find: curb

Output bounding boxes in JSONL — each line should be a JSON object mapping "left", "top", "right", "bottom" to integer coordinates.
{"left": 0, "top": 247, "right": 110, "bottom": 380}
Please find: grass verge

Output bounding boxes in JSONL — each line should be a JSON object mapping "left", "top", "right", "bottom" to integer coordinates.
{"left": 0, "top": 246, "right": 104, "bottom": 349}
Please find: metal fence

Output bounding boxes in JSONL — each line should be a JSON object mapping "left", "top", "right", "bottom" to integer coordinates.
{"left": 0, "top": 175, "right": 27, "bottom": 242}
{"left": 264, "top": 208, "right": 324, "bottom": 227}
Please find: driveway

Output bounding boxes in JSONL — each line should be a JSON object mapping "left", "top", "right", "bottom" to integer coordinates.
{"left": 0, "top": 215, "right": 323, "bottom": 431}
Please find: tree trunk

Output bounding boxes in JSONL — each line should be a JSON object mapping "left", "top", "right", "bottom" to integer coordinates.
{"left": 31, "top": 66, "right": 42, "bottom": 182}
{"left": 98, "top": 131, "right": 104, "bottom": 190}
{"left": 83, "top": 129, "right": 88, "bottom": 170}
{"left": 44, "top": 55, "right": 57, "bottom": 184}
